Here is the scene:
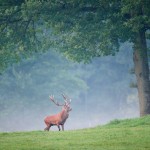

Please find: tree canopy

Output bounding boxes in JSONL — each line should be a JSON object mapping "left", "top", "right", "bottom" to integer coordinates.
{"left": 0, "top": 0, "right": 150, "bottom": 72}
{"left": 0, "top": 0, "right": 150, "bottom": 116}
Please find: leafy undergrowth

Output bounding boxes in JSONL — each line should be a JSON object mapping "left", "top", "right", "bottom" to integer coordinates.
{"left": 0, "top": 115, "right": 150, "bottom": 150}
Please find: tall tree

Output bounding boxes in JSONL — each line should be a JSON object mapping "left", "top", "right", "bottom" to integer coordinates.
{"left": 0, "top": 0, "right": 150, "bottom": 116}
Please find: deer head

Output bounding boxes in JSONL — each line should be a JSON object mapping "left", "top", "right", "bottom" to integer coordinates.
{"left": 49, "top": 93, "right": 72, "bottom": 112}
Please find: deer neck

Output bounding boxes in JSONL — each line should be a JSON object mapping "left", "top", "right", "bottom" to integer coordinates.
{"left": 60, "top": 108, "right": 68, "bottom": 119}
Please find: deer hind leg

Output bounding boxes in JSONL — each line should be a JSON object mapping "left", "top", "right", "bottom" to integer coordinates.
{"left": 44, "top": 125, "right": 49, "bottom": 131}
{"left": 44, "top": 124, "right": 51, "bottom": 131}
{"left": 44, "top": 120, "right": 51, "bottom": 131}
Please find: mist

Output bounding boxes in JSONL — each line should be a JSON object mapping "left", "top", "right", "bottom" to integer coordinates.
{"left": 0, "top": 43, "right": 139, "bottom": 132}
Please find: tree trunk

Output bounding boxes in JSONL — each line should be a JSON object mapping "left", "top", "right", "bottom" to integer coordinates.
{"left": 133, "top": 30, "right": 150, "bottom": 116}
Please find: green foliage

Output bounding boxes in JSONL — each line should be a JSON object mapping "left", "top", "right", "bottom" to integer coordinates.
{"left": 0, "top": 115, "right": 150, "bottom": 150}
{"left": 0, "top": 0, "right": 45, "bottom": 72}
{"left": 1, "top": 0, "right": 150, "bottom": 71}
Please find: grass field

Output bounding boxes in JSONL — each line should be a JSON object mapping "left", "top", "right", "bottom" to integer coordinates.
{"left": 0, "top": 115, "right": 150, "bottom": 150}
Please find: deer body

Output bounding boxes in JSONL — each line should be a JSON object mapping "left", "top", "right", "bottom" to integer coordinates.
{"left": 44, "top": 94, "right": 72, "bottom": 131}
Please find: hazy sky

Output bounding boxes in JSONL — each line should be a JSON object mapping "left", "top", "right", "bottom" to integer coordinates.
{"left": 0, "top": 43, "right": 139, "bottom": 132}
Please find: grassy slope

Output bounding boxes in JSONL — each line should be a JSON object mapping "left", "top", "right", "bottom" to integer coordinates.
{"left": 0, "top": 115, "right": 150, "bottom": 150}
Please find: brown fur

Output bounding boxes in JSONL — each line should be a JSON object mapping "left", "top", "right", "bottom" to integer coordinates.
{"left": 44, "top": 106, "right": 71, "bottom": 131}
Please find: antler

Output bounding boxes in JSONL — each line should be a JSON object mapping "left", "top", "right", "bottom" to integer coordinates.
{"left": 49, "top": 95, "right": 64, "bottom": 106}
{"left": 62, "top": 93, "right": 71, "bottom": 104}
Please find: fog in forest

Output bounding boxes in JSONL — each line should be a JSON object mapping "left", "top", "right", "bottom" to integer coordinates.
{"left": 0, "top": 43, "right": 139, "bottom": 132}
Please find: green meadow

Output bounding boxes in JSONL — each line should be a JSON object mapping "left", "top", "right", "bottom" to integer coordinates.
{"left": 0, "top": 115, "right": 150, "bottom": 150}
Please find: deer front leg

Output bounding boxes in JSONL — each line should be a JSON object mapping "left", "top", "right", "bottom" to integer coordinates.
{"left": 61, "top": 124, "right": 64, "bottom": 131}
{"left": 57, "top": 125, "right": 61, "bottom": 131}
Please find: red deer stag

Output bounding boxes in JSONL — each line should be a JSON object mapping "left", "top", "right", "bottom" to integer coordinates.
{"left": 44, "top": 94, "right": 72, "bottom": 131}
